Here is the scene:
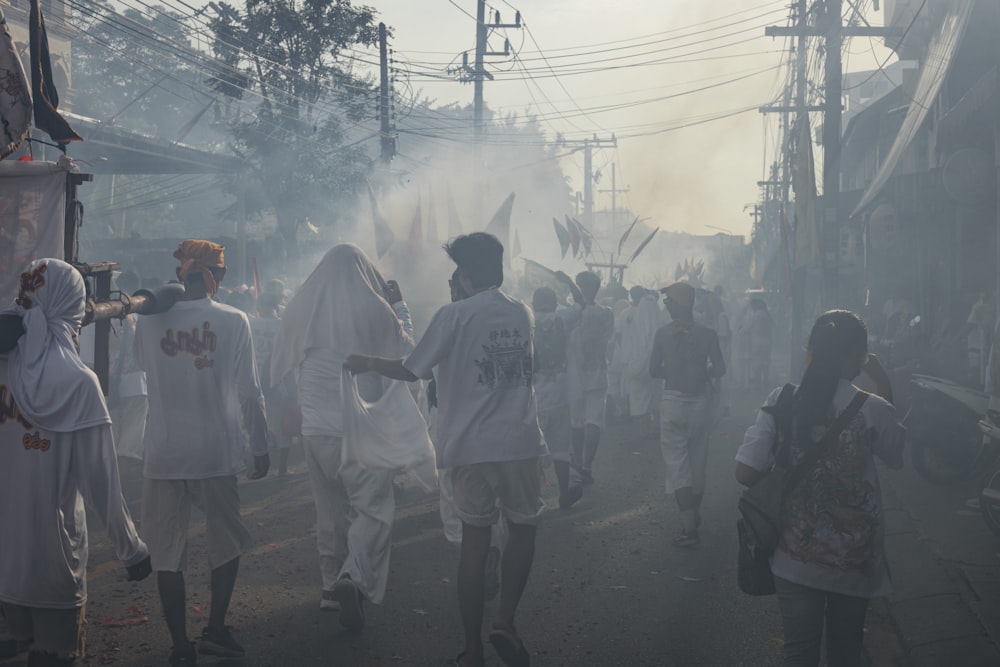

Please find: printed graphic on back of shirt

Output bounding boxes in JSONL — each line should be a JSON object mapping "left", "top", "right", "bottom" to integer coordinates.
{"left": 476, "top": 328, "right": 532, "bottom": 389}
{"left": 160, "top": 321, "right": 218, "bottom": 369}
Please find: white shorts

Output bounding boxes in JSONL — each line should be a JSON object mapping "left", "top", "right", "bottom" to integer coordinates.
{"left": 451, "top": 458, "right": 544, "bottom": 527}
{"left": 571, "top": 389, "right": 607, "bottom": 429}
{"left": 659, "top": 394, "right": 712, "bottom": 494}
{"left": 141, "top": 476, "right": 251, "bottom": 572}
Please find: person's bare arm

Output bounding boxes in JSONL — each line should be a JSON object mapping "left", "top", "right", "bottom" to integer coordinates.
{"left": 735, "top": 461, "right": 766, "bottom": 487}
{"left": 344, "top": 354, "right": 418, "bottom": 382}
{"left": 649, "top": 328, "right": 665, "bottom": 379}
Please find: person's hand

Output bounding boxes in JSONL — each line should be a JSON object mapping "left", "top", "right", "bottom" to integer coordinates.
{"left": 126, "top": 555, "right": 152, "bottom": 582}
{"left": 384, "top": 280, "right": 403, "bottom": 305}
{"left": 344, "top": 354, "right": 371, "bottom": 375}
{"left": 249, "top": 454, "right": 270, "bottom": 480}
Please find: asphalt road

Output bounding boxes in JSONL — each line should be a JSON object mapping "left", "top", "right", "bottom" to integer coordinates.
{"left": 12, "top": 388, "right": 904, "bottom": 666}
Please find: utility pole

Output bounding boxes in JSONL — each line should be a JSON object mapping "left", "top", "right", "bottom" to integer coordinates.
{"left": 561, "top": 134, "right": 617, "bottom": 227}
{"left": 765, "top": 0, "right": 886, "bottom": 308}
{"left": 598, "top": 162, "right": 630, "bottom": 231}
{"left": 378, "top": 22, "right": 395, "bottom": 166}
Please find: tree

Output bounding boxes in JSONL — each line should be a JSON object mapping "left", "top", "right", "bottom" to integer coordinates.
{"left": 206, "top": 0, "right": 382, "bottom": 256}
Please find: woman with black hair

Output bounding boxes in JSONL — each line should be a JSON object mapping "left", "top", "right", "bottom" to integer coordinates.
{"left": 735, "top": 310, "right": 904, "bottom": 667}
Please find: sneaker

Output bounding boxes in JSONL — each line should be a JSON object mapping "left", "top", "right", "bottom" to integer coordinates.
{"left": 332, "top": 577, "right": 365, "bottom": 632}
{"left": 672, "top": 531, "right": 700, "bottom": 548}
{"left": 320, "top": 590, "right": 341, "bottom": 612}
{"left": 484, "top": 546, "right": 501, "bottom": 602}
{"left": 169, "top": 641, "right": 197, "bottom": 666}
{"left": 559, "top": 485, "right": 583, "bottom": 510}
{"left": 579, "top": 469, "right": 594, "bottom": 485}
{"left": 198, "top": 626, "right": 244, "bottom": 659}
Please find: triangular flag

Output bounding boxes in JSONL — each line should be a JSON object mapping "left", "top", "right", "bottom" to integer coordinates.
{"left": 0, "top": 9, "right": 31, "bottom": 158}
{"left": 485, "top": 192, "right": 516, "bottom": 245}
{"left": 29, "top": 0, "right": 81, "bottom": 143}
{"left": 512, "top": 229, "right": 522, "bottom": 258}
{"left": 447, "top": 187, "right": 463, "bottom": 238}
{"left": 523, "top": 258, "right": 571, "bottom": 302}
{"left": 628, "top": 228, "right": 659, "bottom": 264}
{"left": 571, "top": 217, "right": 593, "bottom": 257}
{"left": 617, "top": 216, "right": 640, "bottom": 256}
{"left": 426, "top": 188, "right": 439, "bottom": 242}
{"left": 174, "top": 99, "right": 215, "bottom": 143}
{"left": 366, "top": 180, "right": 395, "bottom": 258}
{"left": 408, "top": 192, "right": 423, "bottom": 248}
{"left": 564, "top": 215, "right": 581, "bottom": 258}
{"left": 552, "top": 218, "right": 570, "bottom": 259}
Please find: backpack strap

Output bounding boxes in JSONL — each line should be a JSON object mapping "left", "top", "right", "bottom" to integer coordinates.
{"left": 771, "top": 383, "right": 796, "bottom": 467}
{"left": 783, "top": 391, "right": 868, "bottom": 496}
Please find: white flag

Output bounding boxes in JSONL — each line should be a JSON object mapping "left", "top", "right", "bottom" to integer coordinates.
{"left": 0, "top": 8, "right": 32, "bottom": 158}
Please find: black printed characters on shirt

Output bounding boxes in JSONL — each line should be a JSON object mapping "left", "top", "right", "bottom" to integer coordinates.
{"left": 161, "top": 321, "right": 217, "bottom": 369}
{"left": 476, "top": 328, "right": 533, "bottom": 389}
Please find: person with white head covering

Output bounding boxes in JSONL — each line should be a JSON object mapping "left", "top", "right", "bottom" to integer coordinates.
{"left": 270, "top": 243, "right": 414, "bottom": 631}
{"left": 0, "top": 259, "right": 150, "bottom": 667}
{"left": 620, "top": 286, "right": 666, "bottom": 436}
{"left": 135, "top": 240, "right": 270, "bottom": 665}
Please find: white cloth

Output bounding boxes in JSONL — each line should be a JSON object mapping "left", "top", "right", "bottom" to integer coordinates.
{"left": 2, "top": 259, "right": 109, "bottom": 433}
{"left": 736, "top": 380, "right": 905, "bottom": 598}
{"left": 404, "top": 288, "right": 543, "bottom": 469}
{"left": 341, "top": 372, "right": 437, "bottom": 492}
{"left": 270, "top": 244, "right": 413, "bottom": 387}
{"left": 533, "top": 307, "right": 579, "bottom": 413}
{"left": 135, "top": 298, "right": 267, "bottom": 479}
{"left": 567, "top": 302, "right": 615, "bottom": 396}
{"left": 620, "top": 296, "right": 664, "bottom": 416}
{"left": 0, "top": 355, "right": 147, "bottom": 609}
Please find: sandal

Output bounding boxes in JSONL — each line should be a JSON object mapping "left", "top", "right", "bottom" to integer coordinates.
{"left": 489, "top": 628, "right": 530, "bottom": 667}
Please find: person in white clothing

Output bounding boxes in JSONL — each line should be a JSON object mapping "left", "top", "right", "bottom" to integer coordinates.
{"left": 346, "top": 232, "right": 544, "bottom": 667}
{"left": 135, "top": 240, "right": 270, "bottom": 666}
{"left": 270, "top": 243, "right": 414, "bottom": 632}
{"left": 620, "top": 287, "right": 664, "bottom": 437}
{"left": 0, "top": 258, "right": 150, "bottom": 667}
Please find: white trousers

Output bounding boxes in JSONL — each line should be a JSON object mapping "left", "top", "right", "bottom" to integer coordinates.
{"left": 303, "top": 435, "right": 395, "bottom": 604}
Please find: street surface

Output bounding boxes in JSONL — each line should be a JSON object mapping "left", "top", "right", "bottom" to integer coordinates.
{"left": 7, "top": 389, "right": 913, "bottom": 666}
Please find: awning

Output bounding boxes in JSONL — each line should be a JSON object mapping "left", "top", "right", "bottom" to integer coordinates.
{"left": 852, "top": 0, "right": 976, "bottom": 216}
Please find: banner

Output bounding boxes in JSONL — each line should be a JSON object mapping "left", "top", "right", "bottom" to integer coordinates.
{"left": 29, "top": 0, "right": 81, "bottom": 144}
{"left": 0, "top": 160, "right": 72, "bottom": 304}
{"left": 0, "top": 8, "right": 31, "bottom": 158}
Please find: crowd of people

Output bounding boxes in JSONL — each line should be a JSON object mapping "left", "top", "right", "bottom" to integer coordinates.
{"left": 0, "top": 233, "right": 907, "bottom": 667}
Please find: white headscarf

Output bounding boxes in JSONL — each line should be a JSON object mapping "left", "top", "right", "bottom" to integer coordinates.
{"left": 270, "top": 244, "right": 411, "bottom": 386}
{"left": 3, "top": 258, "right": 110, "bottom": 432}
{"left": 622, "top": 294, "right": 665, "bottom": 378}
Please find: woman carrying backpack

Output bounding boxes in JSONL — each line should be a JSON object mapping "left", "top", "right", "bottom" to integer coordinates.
{"left": 735, "top": 310, "right": 904, "bottom": 667}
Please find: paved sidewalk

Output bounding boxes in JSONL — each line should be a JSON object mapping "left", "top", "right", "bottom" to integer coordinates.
{"left": 881, "top": 471, "right": 1000, "bottom": 666}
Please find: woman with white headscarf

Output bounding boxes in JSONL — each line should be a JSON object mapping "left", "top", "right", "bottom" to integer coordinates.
{"left": 0, "top": 259, "right": 150, "bottom": 666}
{"left": 271, "top": 244, "right": 414, "bottom": 632}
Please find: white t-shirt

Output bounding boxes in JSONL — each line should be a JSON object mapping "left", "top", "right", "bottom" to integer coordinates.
{"left": 533, "top": 307, "right": 579, "bottom": 413}
{"left": 404, "top": 288, "right": 543, "bottom": 469}
{"left": 736, "top": 379, "right": 905, "bottom": 598}
{"left": 567, "top": 302, "right": 615, "bottom": 395}
{"left": 0, "top": 356, "right": 147, "bottom": 609}
{"left": 135, "top": 298, "right": 266, "bottom": 479}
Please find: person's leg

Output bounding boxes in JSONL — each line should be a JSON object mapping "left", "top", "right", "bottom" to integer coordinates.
{"left": 458, "top": 522, "right": 492, "bottom": 667}
{"left": 493, "top": 521, "right": 537, "bottom": 633}
{"left": 207, "top": 558, "right": 240, "bottom": 633}
{"left": 824, "top": 592, "right": 870, "bottom": 667}
{"left": 687, "top": 398, "right": 712, "bottom": 530}
{"left": 157, "top": 571, "right": 188, "bottom": 650}
{"left": 774, "top": 577, "right": 825, "bottom": 667}
{"left": 660, "top": 396, "right": 696, "bottom": 544}
{"left": 337, "top": 458, "right": 396, "bottom": 605}
{"left": 142, "top": 479, "right": 192, "bottom": 655}
{"left": 583, "top": 423, "right": 601, "bottom": 475}
{"left": 303, "top": 436, "right": 350, "bottom": 592}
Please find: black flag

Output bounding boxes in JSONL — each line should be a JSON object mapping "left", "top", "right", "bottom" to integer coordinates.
{"left": 29, "top": 0, "right": 81, "bottom": 144}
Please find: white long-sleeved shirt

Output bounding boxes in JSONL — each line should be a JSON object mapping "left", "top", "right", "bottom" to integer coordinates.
{"left": 0, "top": 356, "right": 147, "bottom": 609}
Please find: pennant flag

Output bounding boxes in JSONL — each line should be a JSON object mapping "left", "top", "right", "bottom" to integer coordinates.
{"left": 366, "top": 180, "right": 395, "bottom": 258}
{"left": 446, "top": 187, "right": 463, "bottom": 238}
{"left": 523, "top": 258, "right": 572, "bottom": 302}
{"left": 174, "top": 99, "right": 214, "bottom": 143}
{"left": 564, "top": 214, "right": 581, "bottom": 258}
{"left": 552, "top": 217, "right": 571, "bottom": 259}
{"left": 617, "top": 216, "right": 640, "bottom": 256}
{"left": 628, "top": 228, "right": 659, "bottom": 264}
{"left": 485, "top": 192, "right": 516, "bottom": 247}
{"left": 29, "top": 0, "right": 81, "bottom": 143}
{"left": 0, "top": 10, "right": 30, "bottom": 158}
{"left": 570, "top": 217, "right": 593, "bottom": 257}
{"left": 512, "top": 229, "right": 522, "bottom": 258}
{"left": 408, "top": 192, "right": 423, "bottom": 248}
{"left": 426, "top": 188, "right": 439, "bottom": 242}
{"left": 793, "top": 114, "right": 818, "bottom": 270}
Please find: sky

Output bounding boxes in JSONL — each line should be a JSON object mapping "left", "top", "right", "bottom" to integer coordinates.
{"left": 355, "top": 0, "right": 895, "bottom": 238}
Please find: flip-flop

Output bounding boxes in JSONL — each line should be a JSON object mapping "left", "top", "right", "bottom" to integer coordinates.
{"left": 488, "top": 628, "right": 530, "bottom": 667}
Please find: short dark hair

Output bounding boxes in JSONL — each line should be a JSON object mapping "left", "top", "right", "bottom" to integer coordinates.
{"left": 533, "top": 287, "right": 557, "bottom": 312}
{"left": 576, "top": 271, "right": 601, "bottom": 301}
{"left": 444, "top": 233, "right": 503, "bottom": 289}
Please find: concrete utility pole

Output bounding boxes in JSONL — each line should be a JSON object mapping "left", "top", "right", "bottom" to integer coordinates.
{"left": 598, "top": 163, "right": 631, "bottom": 231}
{"left": 562, "top": 134, "right": 617, "bottom": 228}
{"left": 378, "top": 22, "right": 395, "bottom": 166}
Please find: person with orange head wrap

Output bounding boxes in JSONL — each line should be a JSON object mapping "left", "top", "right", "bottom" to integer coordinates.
{"left": 134, "top": 240, "right": 269, "bottom": 664}
{"left": 173, "top": 240, "right": 226, "bottom": 297}
{"left": 650, "top": 281, "right": 725, "bottom": 549}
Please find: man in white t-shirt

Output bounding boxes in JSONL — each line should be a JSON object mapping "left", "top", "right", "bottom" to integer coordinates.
{"left": 346, "top": 232, "right": 543, "bottom": 667}
{"left": 0, "top": 259, "right": 150, "bottom": 667}
{"left": 567, "top": 271, "right": 615, "bottom": 484}
{"left": 135, "top": 241, "right": 269, "bottom": 666}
